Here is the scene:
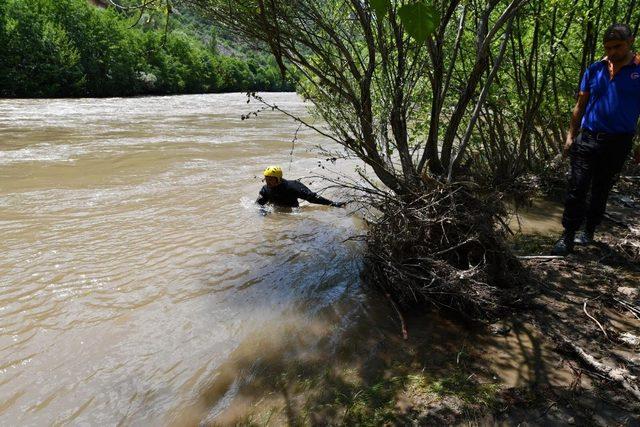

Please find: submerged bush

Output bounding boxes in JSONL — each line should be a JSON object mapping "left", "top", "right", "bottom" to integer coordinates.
{"left": 364, "top": 182, "right": 530, "bottom": 319}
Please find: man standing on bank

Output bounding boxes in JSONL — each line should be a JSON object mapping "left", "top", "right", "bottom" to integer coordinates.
{"left": 553, "top": 23, "right": 640, "bottom": 256}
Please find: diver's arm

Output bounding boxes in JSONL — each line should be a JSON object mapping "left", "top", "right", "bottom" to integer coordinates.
{"left": 256, "top": 187, "right": 269, "bottom": 205}
{"left": 292, "top": 181, "right": 343, "bottom": 206}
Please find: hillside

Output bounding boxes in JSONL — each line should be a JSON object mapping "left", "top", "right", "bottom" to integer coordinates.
{"left": 0, "top": 0, "right": 294, "bottom": 97}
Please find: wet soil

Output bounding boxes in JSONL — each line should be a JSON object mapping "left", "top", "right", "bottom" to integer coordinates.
{"left": 495, "top": 173, "right": 640, "bottom": 426}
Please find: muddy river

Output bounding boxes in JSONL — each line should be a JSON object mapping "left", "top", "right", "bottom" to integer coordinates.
{"left": 0, "top": 93, "right": 369, "bottom": 425}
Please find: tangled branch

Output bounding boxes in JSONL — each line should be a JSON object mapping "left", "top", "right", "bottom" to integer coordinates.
{"left": 363, "top": 181, "right": 530, "bottom": 319}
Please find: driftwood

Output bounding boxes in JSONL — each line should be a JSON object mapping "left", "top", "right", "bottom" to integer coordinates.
{"left": 364, "top": 184, "right": 529, "bottom": 318}
{"left": 563, "top": 338, "right": 640, "bottom": 402}
{"left": 614, "top": 298, "right": 640, "bottom": 316}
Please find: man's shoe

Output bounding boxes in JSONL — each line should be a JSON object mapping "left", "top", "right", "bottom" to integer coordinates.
{"left": 551, "top": 232, "right": 575, "bottom": 256}
{"left": 574, "top": 230, "right": 594, "bottom": 245}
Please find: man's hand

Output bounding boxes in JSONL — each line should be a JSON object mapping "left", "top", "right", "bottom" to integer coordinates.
{"left": 562, "top": 133, "right": 574, "bottom": 159}
{"left": 563, "top": 93, "right": 588, "bottom": 160}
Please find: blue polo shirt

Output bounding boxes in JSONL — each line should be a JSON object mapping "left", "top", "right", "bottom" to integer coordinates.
{"left": 580, "top": 54, "right": 640, "bottom": 134}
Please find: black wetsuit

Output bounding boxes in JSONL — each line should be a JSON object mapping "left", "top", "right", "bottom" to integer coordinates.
{"left": 256, "top": 179, "right": 334, "bottom": 207}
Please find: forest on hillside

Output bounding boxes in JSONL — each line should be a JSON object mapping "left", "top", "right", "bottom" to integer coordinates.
{"left": 0, "top": 0, "right": 294, "bottom": 97}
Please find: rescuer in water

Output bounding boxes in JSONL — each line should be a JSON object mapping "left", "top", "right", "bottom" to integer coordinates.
{"left": 256, "top": 166, "right": 346, "bottom": 208}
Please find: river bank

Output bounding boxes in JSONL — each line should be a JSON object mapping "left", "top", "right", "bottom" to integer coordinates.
{"left": 207, "top": 173, "right": 640, "bottom": 426}
{"left": 1, "top": 93, "right": 637, "bottom": 425}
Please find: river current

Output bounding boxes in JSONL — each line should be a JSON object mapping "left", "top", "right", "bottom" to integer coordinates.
{"left": 0, "top": 93, "right": 366, "bottom": 425}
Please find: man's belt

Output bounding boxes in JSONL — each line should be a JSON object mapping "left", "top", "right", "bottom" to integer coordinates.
{"left": 581, "top": 128, "right": 634, "bottom": 141}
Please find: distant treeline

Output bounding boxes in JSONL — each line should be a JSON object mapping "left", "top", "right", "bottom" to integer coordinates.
{"left": 0, "top": 0, "right": 294, "bottom": 97}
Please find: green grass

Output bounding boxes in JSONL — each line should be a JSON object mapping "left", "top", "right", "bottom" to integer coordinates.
{"left": 509, "top": 233, "right": 556, "bottom": 255}
{"left": 429, "top": 371, "right": 501, "bottom": 408}
{"left": 214, "top": 362, "right": 503, "bottom": 425}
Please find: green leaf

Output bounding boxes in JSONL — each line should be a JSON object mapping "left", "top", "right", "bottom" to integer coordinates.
{"left": 398, "top": 2, "right": 439, "bottom": 42}
{"left": 369, "top": 0, "right": 391, "bottom": 18}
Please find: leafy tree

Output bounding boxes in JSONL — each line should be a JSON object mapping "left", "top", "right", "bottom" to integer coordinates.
{"left": 214, "top": 56, "right": 252, "bottom": 92}
{"left": 186, "top": 0, "right": 640, "bottom": 188}
{"left": 207, "top": 26, "right": 218, "bottom": 54}
{"left": 190, "top": 0, "right": 526, "bottom": 191}
{"left": 0, "top": 0, "right": 84, "bottom": 97}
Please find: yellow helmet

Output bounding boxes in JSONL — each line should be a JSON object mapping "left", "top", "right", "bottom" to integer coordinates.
{"left": 263, "top": 165, "right": 283, "bottom": 181}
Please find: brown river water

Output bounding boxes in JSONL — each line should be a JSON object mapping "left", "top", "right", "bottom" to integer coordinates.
{"left": 0, "top": 93, "right": 369, "bottom": 425}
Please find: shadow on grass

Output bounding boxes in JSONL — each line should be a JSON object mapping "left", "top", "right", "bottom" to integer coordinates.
{"left": 164, "top": 290, "right": 636, "bottom": 426}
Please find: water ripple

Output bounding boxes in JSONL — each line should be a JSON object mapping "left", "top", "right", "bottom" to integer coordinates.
{"left": 0, "top": 93, "right": 364, "bottom": 425}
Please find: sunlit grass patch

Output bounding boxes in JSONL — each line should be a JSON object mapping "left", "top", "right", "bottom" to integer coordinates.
{"left": 509, "top": 233, "right": 556, "bottom": 255}
{"left": 429, "top": 371, "right": 501, "bottom": 408}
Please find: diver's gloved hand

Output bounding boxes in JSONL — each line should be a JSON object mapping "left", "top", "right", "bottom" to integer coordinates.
{"left": 331, "top": 201, "right": 346, "bottom": 208}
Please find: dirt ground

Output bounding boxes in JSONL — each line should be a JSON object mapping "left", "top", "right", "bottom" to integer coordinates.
{"left": 491, "top": 174, "right": 640, "bottom": 426}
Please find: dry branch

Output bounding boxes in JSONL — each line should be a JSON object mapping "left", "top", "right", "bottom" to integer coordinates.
{"left": 363, "top": 182, "right": 529, "bottom": 319}
{"left": 563, "top": 338, "right": 640, "bottom": 402}
{"left": 517, "top": 255, "right": 563, "bottom": 260}
{"left": 583, "top": 301, "right": 609, "bottom": 339}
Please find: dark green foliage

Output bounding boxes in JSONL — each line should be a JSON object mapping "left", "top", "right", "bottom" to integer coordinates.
{"left": 1, "top": 0, "right": 84, "bottom": 96}
{"left": 396, "top": 2, "right": 439, "bottom": 42}
{"left": 0, "top": 0, "right": 294, "bottom": 97}
{"left": 369, "top": 0, "right": 391, "bottom": 18}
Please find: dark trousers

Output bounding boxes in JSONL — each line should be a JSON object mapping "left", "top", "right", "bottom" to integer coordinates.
{"left": 562, "top": 130, "right": 633, "bottom": 233}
